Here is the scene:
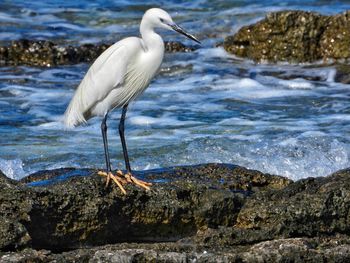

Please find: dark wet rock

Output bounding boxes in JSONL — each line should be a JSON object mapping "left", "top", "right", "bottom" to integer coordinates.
{"left": 0, "top": 171, "right": 31, "bottom": 251}
{"left": 164, "top": 41, "right": 197, "bottom": 53}
{"left": 1, "top": 165, "right": 290, "bottom": 253}
{"left": 334, "top": 64, "right": 350, "bottom": 84}
{"left": 0, "top": 40, "right": 109, "bottom": 67}
{"left": 224, "top": 10, "right": 350, "bottom": 63}
{"left": 237, "top": 169, "right": 350, "bottom": 238}
{"left": 1, "top": 164, "right": 350, "bottom": 261}
{"left": 0, "top": 163, "right": 288, "bottom": 252}
{"left": 190, "top": 168, "right": 350, "bottom": 250}
{"left": 0, "top": 39, "right": 198, "bottom": 67}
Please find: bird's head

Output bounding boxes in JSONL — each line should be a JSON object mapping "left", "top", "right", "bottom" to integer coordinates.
{"left": 142, "top": 8, "right": 200, "bottom": 44}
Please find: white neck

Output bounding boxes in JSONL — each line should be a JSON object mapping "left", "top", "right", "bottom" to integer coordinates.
{"left": 140, "top": 19, "right": 164, "bottom": 52}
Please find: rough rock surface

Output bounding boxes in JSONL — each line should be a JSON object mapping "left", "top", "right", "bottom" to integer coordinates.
{"left": 224, "top": 10, "right": 350, "bottom": 63}
{"left": 2, "top": 236, "right": 350, "bottom": 262}
{"left": 1, "top": 163, "right": 350, "bottom": 262}
{"left": 0, "top": 39, "right": 198, "bottom": 67}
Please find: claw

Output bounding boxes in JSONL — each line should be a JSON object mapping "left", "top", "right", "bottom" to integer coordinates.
{"left": 98, "top": 171, "right": 127, "bottom": 195}
{"left": 126, "top": 173, "right": 152, "bottom": 191}
{"left": 109, "top": 174, "right": 127, "bottom": 195}
{"left": 106, "top": 172, "right": 111, "bottom": 187}
{"left": 98, "top": 170, "right": 152, "bottom": 194}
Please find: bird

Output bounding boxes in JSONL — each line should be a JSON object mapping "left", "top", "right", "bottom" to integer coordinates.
{"left": 64, "top": 8, "right": 200, "bottom": 194}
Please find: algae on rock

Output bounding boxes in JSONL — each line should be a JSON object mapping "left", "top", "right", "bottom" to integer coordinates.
{"left": 224, "top": 10, "right": 350, "bottom": 63}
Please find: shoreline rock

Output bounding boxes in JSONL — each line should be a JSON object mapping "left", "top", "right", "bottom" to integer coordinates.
{"left": 224, "top": 10, "right": 350, "bottom": 63}
{"left": 1, "top": 163, "right": 350, "bottom": 262}
{"left": 0, "top": 39, "right": 198, "bottom": 67}
{"left": 2, "top": 236, "right": 350, "bottom": 262}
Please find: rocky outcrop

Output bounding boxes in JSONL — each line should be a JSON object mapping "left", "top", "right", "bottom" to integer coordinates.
{"left": 224, "top": 10, "right": 350, "bottom": 63}
{"left": 1, "top": 163, "right": 350, "bottom": 262}
{"left": 2, "top": 236, "right": 350, "bottom": 262}
{"left": 0, "top": 164, "right": 289, "bottom": 251}
{"left": 0, "top": 39, "right": 198, "bottom": 67}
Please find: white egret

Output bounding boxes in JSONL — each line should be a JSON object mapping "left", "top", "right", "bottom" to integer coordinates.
{"left": 64, "top": 8, "right": 200, "bottom": 194}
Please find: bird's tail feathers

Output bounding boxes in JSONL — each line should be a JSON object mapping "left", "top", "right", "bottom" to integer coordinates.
{"left": 63, "top": 95, "right": 87, "bottom": 128}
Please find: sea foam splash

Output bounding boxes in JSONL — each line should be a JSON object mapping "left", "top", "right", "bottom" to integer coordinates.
{"left": 0, "top": 158, "right": 26, "bottom": 180}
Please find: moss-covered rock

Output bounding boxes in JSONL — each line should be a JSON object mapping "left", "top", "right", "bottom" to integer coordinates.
{"left": 320, "top": 11, "right": 350, "bottom": 60}
{"left": 0, "top": 39, "right": 198, "bottom": 67}
{"left": 224, "top": 10, "right": 350, "bottom": 63}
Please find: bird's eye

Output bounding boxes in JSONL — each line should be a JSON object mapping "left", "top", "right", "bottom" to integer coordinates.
{"left": 160, "top": 18, "right": 165, "bottom": 23}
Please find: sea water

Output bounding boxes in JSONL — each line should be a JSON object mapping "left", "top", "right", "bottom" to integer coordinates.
{"left": 1, "top": 0, "right": 350, "bottom": 181}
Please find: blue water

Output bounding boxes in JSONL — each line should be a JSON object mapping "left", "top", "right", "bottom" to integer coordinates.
{"left": 26, "top": 169, "right": 92, "bottom": 187}
{"left": 1, "top": 1, "right": 350, "bottom": 181}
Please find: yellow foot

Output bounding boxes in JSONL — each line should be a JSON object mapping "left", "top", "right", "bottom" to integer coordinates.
{"left": 125, "top": 173, "right": 152, "bottom": 191}
{"left": 98, "top": 170, "right": 127, "bottom": 195}
{"left": 98, "top": 170, "right": 152, "bottom": 194}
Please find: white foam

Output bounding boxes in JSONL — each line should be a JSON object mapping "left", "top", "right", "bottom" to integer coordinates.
{"left": 327, "top": 69, "right": 337, "bottom": 82}
{"left": 278, "top": 78, "right": 315, "bottom": 89}
{"left": 0, "top": 158, "right": 26, "bottom": 180}
{"left": 247, "top": 137, "right": 350, "bottom": 181}
{"left": 128, "top": 116, "right": 158, "bottom": 126}
{"left": 279, "top": 137, "right": 298, "bottom": 147}
{"left": 299, "top": 131, "right": 328, "bottom": 138}
{"left": 128, "top": 115, "right": 202, "bottom": 127}
{"left": 38, "top": 121, "right": 65, "bottom": 129}
{"left": 191, "top": 103, "right": 225, "bottom": 112}
{"left": 227, "top": 134, "right": 262, "bottom": 141}
{"left": 197, "top": 47, "right": 230, "bottom": 59}
{"left": 217, "top": 117, "right": 268, "bottom": 126}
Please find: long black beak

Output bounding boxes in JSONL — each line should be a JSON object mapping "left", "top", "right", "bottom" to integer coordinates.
{"left": 170, "top": 23, "right": 201, "bottom": 44}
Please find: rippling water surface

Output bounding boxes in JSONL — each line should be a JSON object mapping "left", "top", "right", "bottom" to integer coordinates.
{"left": 1, "top": 0, "right": 350, "bottom": 180}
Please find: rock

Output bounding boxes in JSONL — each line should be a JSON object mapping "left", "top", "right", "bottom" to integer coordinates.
{"left": 0, "top": 39, "right": 198, "bottom": 67}
{"left": 164, "top": 41, "right": 196, "bottom": 53}
{"left": 320, "top": 11, "right": 350, "bottom": 60}
{"left": 0, "top": 171, "right": 31, "bottom": 251}
{"left": 2, "top": 236, "right": 350, "bottom": 262}
{"left": 236, "top": 169, "right": 350, "bottom": 239}
{"left": 191, "top": 168, "right": 350, "bottom": 249}
{"left": 1, "top": 164, "right": 350, "bottom": 261}
{"left": 334, "top": 64, "right": 350, "bottom": 84}
{"left": 224, "top": 10, "right": 350, "bottom": 63}
{"left": 0, "top": 164, "right": 289, "bottom": 251}
{"left": 238, "top": 236, "right": 350, "bottom": 263}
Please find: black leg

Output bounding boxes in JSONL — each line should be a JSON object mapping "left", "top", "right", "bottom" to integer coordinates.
{"left": 119, "top": 104, "right": 131, "bottom": 173}
{"left": 101, "top": 112, "right": 112, "bottom": 173}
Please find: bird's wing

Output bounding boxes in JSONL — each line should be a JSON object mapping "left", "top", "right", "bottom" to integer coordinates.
{"left": 79, "top": 43, "right": 129, "bottom": 110}
{"left": 64, "top": 41, "right": 133, "bottom": 127}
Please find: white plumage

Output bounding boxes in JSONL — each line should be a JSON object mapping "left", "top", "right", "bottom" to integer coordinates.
{"left": 62, "top": 8, "right": 199, "bottom": 193}
{"left": 64, "top": 35, "right": 162, "bottom": 128}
